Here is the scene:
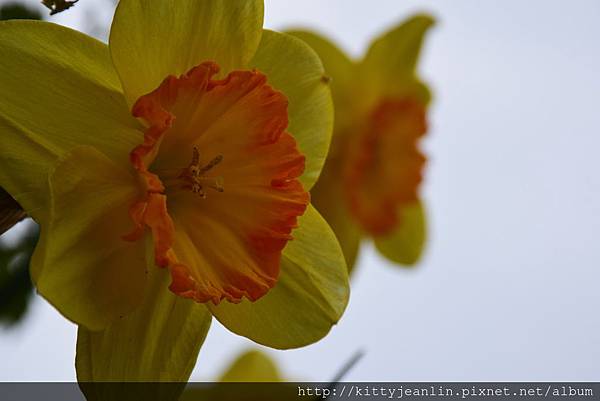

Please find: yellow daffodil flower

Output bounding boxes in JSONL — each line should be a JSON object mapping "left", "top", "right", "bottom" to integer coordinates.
{"left": 0, "top": 0, "right": 349, "bottom": 386}
{"left": 289, "top": 15, "right": 435, "bottom": 271}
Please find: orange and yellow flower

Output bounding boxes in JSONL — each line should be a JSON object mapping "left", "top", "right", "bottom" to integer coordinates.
{"left": 0, "top": 0, "right": 349, "bottom": 385}
{"left": 290, "top": 15, "right": 434, "bottom": 271}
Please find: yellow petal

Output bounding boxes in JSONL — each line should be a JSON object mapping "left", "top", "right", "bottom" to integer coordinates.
{"left": 249, "top": 30, "right": 334, "bottom": 190}
{"left": 360, "top": 14, "right": 435, "bottom": 103}
{"left": 77, "top": 266, "right": 212, "bottom": 400}
{"left": 0, "top": 20, "right": 141, "bottom": 222}
{"left": 310, "top": 161, "right": 362, "bottom": 274}
{"left": 109, "top": 0, "right": 264, "bottom": 107}
{"left": 31, "top": 146, "right": 145, "bottom": 330}
{"left": 285, "top": 30, "right": 355, "bottom": 109}
{"left": 208, "top": 205, "right": 349, "bottom": 349}
{"left": 284, "top": 31, "right": 362, "bottom": 271}
{"left": 374, "top": 200, "right": 427, "bottom": 266}
{"left": 219, "top": 349, "right": 282, "bottom": 382}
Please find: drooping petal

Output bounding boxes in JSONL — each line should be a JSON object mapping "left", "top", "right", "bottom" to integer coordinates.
{"left": 30, "top": 146, "right": 146, "bottom": 330}
{"left": 0, "top": 20, "right": 141, "bottom": 222}
{"left": 374, "top": 200, "right": 427, "bottom": 266}
{"left": 109, "top": 0, "right": 264, "bottom": 107}
{"left": 360, "top": 14, "right": 435, "bottom": 103}
{"left": 249, "top": 30, "right": 334, "bottom": 190}
{"left": 77, "top": 267, "right": 211, "bottom": 401}
{"left": 208, "top": 206, "right": 349, "bottom": 349}
{"left": 127, "top": 62, "right": 309, "bottom": 304}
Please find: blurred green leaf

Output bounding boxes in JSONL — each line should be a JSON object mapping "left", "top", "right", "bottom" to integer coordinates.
{"left": 0, "top": 222, "right": 38, "bottom": 327}
{"left": 0, "top": 2, "right": 43, "bottom": 20}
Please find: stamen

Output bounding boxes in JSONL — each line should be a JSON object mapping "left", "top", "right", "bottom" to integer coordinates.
{"left": 177, "top": 146, "right": 224, "bottom": 198}
{"left": 191, "top": 146, "right": 200, "bottom": 166}
{"left": 202, "top": 176, "right": 224, "bottom": 192}
{"left": 198, "top": 154, "right": 223, "bottom": 176}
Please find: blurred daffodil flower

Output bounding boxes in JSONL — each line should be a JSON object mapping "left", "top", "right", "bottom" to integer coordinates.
{"left": 181, "top": 350, "right": 291, "bottom": 401}
{"left": 289, "top": 15, "right": 435, "bottom": 272}
{"left": 217, "top": 349, "right": 283, "bottom": 383}
{"left": 181, "top": 348, "right": 363, "bottom": 400}
{"left": 0, "top": 0, "right": 349, "bottom": 385}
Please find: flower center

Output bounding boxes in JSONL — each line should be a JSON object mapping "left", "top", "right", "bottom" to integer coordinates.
{"left": 343, "top": 97, "right": 427, "bottom": 236}
{"left": 159, "top": 146, "right": 224, "bottom": 198}
{"left": 121, "top": 61, "right": 309, "bottom": 304}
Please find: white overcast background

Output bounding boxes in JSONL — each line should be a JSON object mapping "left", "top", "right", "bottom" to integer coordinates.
{"left": 1, "top": 0, "right": 600, "bottom": 381}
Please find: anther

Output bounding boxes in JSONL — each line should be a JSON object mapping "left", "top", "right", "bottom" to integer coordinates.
{"left": 198, "top": 155, "right": 223, "bottom": 176}
{"left": 179, "top": 147, "right": 224, "bottom": 198}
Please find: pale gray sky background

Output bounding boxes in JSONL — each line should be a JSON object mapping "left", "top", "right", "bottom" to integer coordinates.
{"left": 1, "top": 0, "right": 599, "bottom": 381}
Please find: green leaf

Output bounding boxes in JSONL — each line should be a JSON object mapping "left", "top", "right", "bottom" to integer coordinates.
{"left": 0, "top": 3, "right": 43, "bottom": 20}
